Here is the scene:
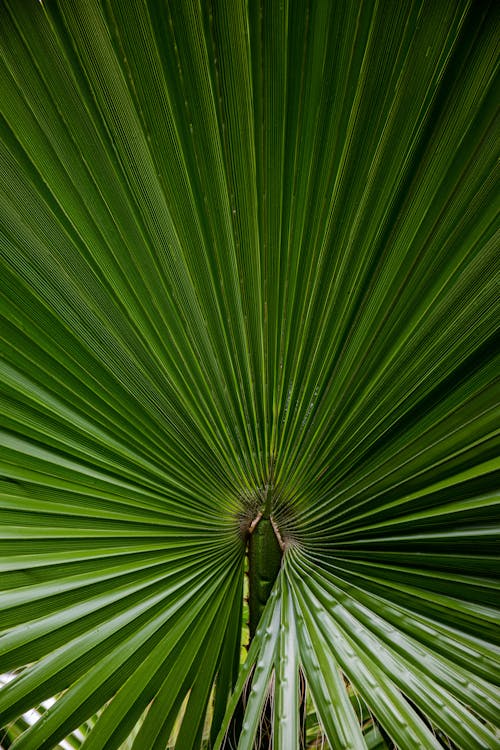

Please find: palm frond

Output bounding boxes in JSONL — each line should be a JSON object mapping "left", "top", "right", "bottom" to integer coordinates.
{"left": 0, "top": 1, "right": 498, "bottom": 749}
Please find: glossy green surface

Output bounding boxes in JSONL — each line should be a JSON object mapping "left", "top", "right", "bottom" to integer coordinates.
{"left": 0, "top": 1, "right": 498, "bottom": 749}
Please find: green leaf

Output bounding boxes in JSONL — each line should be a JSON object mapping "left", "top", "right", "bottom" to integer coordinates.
{"left": 1, "top": 0, "right": 498, "bottom": 748}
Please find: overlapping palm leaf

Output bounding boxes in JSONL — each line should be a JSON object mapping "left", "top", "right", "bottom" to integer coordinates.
{"left": 0, "top": 1, "right": 499, "bottom": 748}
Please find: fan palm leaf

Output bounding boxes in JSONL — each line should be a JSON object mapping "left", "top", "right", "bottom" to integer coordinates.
{"left": 0, "top": 1, "right": 498, "bottom": 749}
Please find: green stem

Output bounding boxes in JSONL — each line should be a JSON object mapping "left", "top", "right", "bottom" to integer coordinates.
{"left": 248, "top": 515, "right": 282, "bottom": 639}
